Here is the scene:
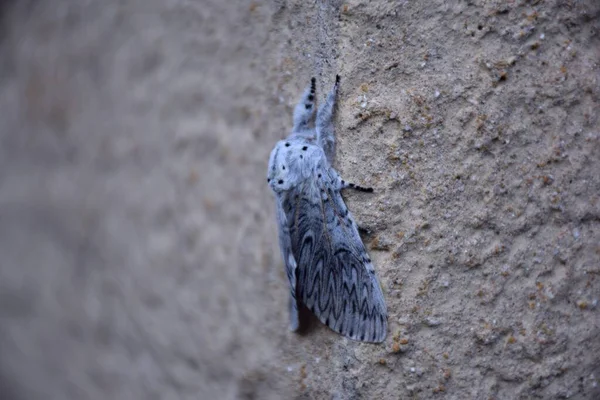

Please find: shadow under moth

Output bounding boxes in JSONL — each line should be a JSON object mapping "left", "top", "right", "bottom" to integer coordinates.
{"left": 267, "top": 76, "right": 388, "bottom": 343}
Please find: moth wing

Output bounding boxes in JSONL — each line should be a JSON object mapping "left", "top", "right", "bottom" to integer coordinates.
{"left": 289, "top": 186, "right": 387, "bottom": 343}
{"left": 275, "top": 196, "right": 300, "bottom": 331}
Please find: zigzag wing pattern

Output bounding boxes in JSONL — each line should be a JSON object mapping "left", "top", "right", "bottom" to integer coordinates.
{"left": 282, "top": 183, "right": 388, "bottom": 343}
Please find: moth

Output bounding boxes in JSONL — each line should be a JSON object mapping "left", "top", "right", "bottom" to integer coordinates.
{"left": 266, "top": 76, "right": 388, "bottom": 343}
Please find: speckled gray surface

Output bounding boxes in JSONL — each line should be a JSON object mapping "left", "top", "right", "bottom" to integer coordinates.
{"left": 1, "top": 0, "right": 599, "bottom": 399}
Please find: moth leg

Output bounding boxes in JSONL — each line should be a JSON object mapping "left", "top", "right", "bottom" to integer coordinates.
{"left": 276, "top": 198, "right": 300, "bottom": 331}
{"left": 342, "top": 183, "right": 373, "bottom": 193}
{"left": 292, "top": 77, "right": 316, "bottom": 133}
{"left": 316, "top": 75, "right": 340, "bottom": 162}
{"left": 344, "top": 182, "right": 374, "bottom": 193}
{"left": 332, "top": 173, "right": 374, "bottom": 193}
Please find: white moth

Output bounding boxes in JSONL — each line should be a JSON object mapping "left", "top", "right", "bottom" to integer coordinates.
{"left": 267, "top": 76, "right": 388, "bottom": 343}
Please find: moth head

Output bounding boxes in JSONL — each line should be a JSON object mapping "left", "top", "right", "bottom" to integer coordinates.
{"left": 267, "top": 141, "right": 300, "bottom": 193}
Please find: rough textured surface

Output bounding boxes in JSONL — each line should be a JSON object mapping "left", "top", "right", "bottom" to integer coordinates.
{"left": 1, "top": 0, "right": 599, "bottom": 399}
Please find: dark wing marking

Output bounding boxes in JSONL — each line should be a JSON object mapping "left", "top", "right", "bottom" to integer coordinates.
{"left": 284, "top": 183, "right": 388, "bottom": 343}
